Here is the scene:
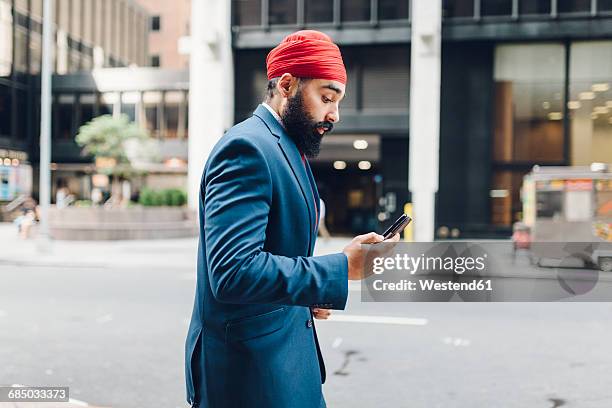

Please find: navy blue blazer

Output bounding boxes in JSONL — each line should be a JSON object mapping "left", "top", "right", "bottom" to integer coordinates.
{"left": 185, "top": 104, "right": 349, "bottom": 408}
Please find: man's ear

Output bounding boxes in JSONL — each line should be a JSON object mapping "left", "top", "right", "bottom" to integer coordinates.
{"left": 277, "top": 73, "right": 297, "bottom": 98}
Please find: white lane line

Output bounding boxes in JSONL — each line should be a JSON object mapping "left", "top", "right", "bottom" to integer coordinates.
{"left": 95, "top": 314, "right": 113, "bottom": 324}
{"left": 332, "top": 337, "right": 343, "bottom": 348}
{"left": 326, "top": 314, "right": 428, "bottom": 326}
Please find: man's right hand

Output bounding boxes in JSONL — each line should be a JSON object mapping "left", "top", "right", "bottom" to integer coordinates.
{"left": 343, "top": 232, "right": 399, "bottom": 280}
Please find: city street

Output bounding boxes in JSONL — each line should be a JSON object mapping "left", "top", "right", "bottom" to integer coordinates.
{"left": 1, "top": 229, "right": 612, "bottom": 407}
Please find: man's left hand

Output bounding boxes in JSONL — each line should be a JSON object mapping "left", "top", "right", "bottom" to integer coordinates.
{"left": 312, "top": 308, "right": 331, "bottom": 320}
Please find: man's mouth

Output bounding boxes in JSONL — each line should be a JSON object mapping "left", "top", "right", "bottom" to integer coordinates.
{"left": 316, "top": 122, "right": 333, "bottom": 135}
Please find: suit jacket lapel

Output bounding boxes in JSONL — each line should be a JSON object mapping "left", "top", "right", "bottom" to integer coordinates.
{"left": 253, "top": 105, "right": 316, "bottom": 251}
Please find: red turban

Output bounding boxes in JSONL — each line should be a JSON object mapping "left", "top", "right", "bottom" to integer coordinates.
{"left": 266, "top": 30, "right": 347, "bottom": 84}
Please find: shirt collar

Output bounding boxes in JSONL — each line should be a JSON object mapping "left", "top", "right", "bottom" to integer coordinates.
{"left": 262, "top": 102, "right": 284, "bottom": 129}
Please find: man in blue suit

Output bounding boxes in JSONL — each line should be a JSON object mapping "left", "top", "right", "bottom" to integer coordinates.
{"left": 185, "top": 30, "right": 398, "bottom": 408}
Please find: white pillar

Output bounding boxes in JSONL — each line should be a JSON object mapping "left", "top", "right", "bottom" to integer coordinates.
{"left": 409, "top": 0, "right": 442, "bottom": 242}
{"left": 188, "top": 0, "right": 234, "bottom": 210}
{"left": 38, "top": 0, "right": 54, "bottom": 250}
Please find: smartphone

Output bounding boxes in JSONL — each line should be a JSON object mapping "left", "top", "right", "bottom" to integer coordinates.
{"left": 381, "top": 213, "right": 412, "bottom": 240}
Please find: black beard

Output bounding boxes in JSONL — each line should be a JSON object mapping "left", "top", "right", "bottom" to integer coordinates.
{"left": 281, "top": 90, "right": 333, "bottom": 159}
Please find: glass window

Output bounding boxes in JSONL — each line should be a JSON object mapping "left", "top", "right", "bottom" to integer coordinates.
{"left": 143, "top": 91, "right": 161, "bottom": 138}
{"left": 558, "top": 0, "right": 591, "bottom": 13}
{"left": 233, "top": 0, "right": 262, "bottom": 26}
{"left": 568, "top": 41, "right": 612, "bottom": 166}
{"left": 121, "top": 92, "right": 139, "bottom": 123}
{"left": 492, "top": 44, "right": 566, "bottom": 226}
{"left": 269, "top": 0, "right": 297, "bottom": 25}
{"left": 99, "top": 93, "right": 117, "bottom": 116}
{"left": 600, "top": 0, "right": 612, "bottom": 12}
{"left": 482, "top": 0, "right": 513, "bottom": 16}
{"left": 379, "top": 0, "right": 409, "bottom": 20}
{"left": 493, "top": 44, "right": 566, "bottom": 163}
{"left": 150, "top": 55, "right": 160, "bottom": 67}
{"left": 305, "top": 0, "right": 333, "bottom": 23}
{"left": 151, "top": 15, "right": 161, "bottom": 31}
{"left": 0, "top": 0, "right": 13, "bottom": 77}
{"left": 342, "top": 0, "right": 370, "bottom": 22}
{"left": 443, "top": 0, "right": 474, "bottom": 17}
{"left": 58, "top": 94, "right": 76, "bottom": 140}
{"left": 14, "top": 27, "right": 28, "bottom": 73}
{"left": 164, "top": 92, "right": 182, "bottom": 139}
{"left": 78, "top": 94, "right": 95, "bottom": 128}
{"left": 0, "top": 83, "right": 10, "bottom": 136}
{"left": 16, "top": 90, "right": 27, "bottom": 141}
{"left": 520, "top": 0, "right": 551, "bottom": 14}
{"left": 30, "top": 32, "right": 42, "bottom": 74}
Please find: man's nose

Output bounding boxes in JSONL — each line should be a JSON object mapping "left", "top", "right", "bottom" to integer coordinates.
{"left": 326, "top": 107, "right": 340, "bottom": 124}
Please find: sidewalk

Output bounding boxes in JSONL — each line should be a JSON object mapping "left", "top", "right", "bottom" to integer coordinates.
{"left": 0, "top": 223, "right": 352, "bottom": 269}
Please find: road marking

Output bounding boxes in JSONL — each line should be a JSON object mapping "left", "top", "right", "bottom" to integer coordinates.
{"left": 443, "top": 337, "right": 471, "bottom": 346}
{"left": 326, "top": 314, "right": 428, "bottom": 326}
{"left": 332, "top": 337, "right": 343, "bottom": 348}
{"left": 95, "top": 314, "right": 113, "bottom": 324}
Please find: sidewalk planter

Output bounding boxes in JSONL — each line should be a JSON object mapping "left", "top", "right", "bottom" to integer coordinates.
{"left": 48, "top": 206, "right": 197, "bottom": 240}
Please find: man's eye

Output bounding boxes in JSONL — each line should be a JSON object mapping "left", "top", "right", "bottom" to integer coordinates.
{"left": 323, "top": 96, "right": 332, "bottom": 103}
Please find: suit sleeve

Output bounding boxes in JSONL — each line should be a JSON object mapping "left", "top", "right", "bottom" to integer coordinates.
{"left": 203, "top": 137, "right": 348, "bottom": 309}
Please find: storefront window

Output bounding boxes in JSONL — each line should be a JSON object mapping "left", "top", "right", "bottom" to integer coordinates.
{"left": 491, "top": 44, "right": 566, "bottom": 226}
{"left": 16, "top": 90, "right": 27, "bottom": 140}
{"left": 599, "top": 0, "right": 612, "bottom": 12}
{"left": 482, "top": 0, "right": 513, "bottom": 16}
{"left": 233, "top": 0, "right": 262, "bottom": 26}
{"left": 342, "top": 0, "right": 370, "bottom": 22}
{"left": 520, "top": 0, "right": 551, "bottom": 15}
{"left": 58, "top": 94, "right": 75, "bottom": 140}
{"left": 164, "top": 92, "right": 182, "bottom": 139}
{"left": 558, "top": 0, "right": 591, "bottom": 13}
{"left": 143, "top": 91, "right": 161, "bottom": 138}
{"left": 99, "top": 92, "right": 117, "bottom": 116}
{"left": 78, "top": 94, "right": 95, "bottom": 128}
{"left": 568, "top": 41, "right": 612, "bottom": 166}
{"left": 269, "top": 0, "right": 297, "bottom": 25}
{"left": 305, "top": 0, "right": 333, "bottom": 23}
{"left": 379, "top": 0, "right": 409, "bottom": 20}
{"left": 121, "top": 92, "right": 139, "bottom": 122}
{"left": 0, "top": 84, "right": 10, "bottom": 136}
{"left": 443, "top": 0, "right": 474, "bottom": 18}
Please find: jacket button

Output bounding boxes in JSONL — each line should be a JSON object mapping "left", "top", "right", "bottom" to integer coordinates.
{"left": 306, "top": 319, "right": 313, "bottom": 328}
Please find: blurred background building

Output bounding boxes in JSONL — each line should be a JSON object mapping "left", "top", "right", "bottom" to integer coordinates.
{"left": 135, "top": 0, "right": 191, "bottom": 68}
{"left": 1, "top": 0, "right": 611, "bottom": 238}
{"left": 229, "top": 0, "right": 612, "bottom": 237}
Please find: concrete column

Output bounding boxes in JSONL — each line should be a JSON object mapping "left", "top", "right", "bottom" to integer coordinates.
{"left": 188, "top": 0, "right": 234, "bottom": 210}
{"left": 409, "top": 0, "right": 442, "bottom": 241}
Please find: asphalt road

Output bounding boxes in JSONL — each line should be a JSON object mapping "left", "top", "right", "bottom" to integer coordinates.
{"left": 1, "top": 261, "right": 612, "bottom": 407}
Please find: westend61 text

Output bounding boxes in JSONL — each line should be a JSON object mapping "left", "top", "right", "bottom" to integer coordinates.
{"left": 372, "top": 279, "right": 493, "bottom": 292}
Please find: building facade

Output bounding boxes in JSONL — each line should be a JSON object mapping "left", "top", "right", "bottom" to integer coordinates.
{"left": 230, "top": 0, "right": 612, "bottom": 237}
{"left": 135, "top": 0, "right": 191, "bottom": 68}
{"left": 0, "top": 0, "right": 149, "bottom": 202}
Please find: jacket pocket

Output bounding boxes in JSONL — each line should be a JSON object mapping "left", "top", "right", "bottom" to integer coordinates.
{"left": 185, "top": 325, "right": 203, "bottom": 405}
{"left": 225, "top": 307, "right": 286, "bottom": 342}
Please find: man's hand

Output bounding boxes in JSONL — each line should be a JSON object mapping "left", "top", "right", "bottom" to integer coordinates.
{"left": 343, "top": 232, "right": 401, "bottom": 280}
{"left": 312, "top": 308, "right": 331, "bottom": 320}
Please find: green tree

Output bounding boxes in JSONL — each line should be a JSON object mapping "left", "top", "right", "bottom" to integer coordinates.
{"left": 76, "top": 114, "right": 149, "bottom": 169}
